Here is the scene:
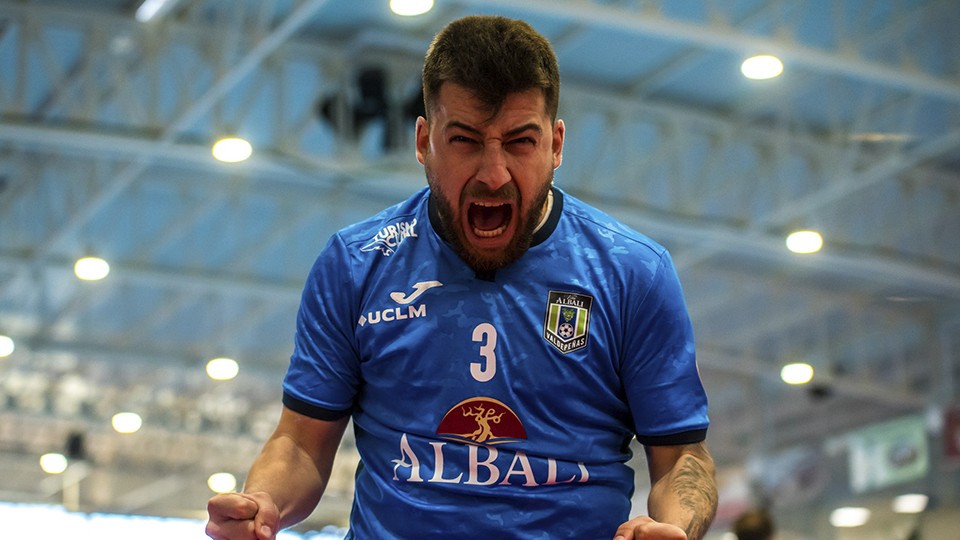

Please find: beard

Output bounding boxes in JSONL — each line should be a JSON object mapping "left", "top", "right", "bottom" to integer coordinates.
{"left": 427, "top": 170, "right": 553, "bottom": 274}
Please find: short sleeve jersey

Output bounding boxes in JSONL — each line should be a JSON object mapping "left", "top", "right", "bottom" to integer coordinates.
{"left": 283, "top": 186, "right": 708, "bottom": 539}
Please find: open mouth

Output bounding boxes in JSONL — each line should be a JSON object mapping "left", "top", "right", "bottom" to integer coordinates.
{"left": 468, "top": 201, "right": 513, "bottom": 238}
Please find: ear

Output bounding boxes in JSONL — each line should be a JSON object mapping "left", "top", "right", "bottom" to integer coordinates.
{"left": 552, "top": 119, "right": 565, "bottom": 170}
{"left": 415, "top": 116, "right": 429, "bottom": 165}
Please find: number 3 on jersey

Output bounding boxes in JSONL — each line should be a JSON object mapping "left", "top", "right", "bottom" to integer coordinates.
{"left": 470, "top": 323, "right": 497, "bottom": 382}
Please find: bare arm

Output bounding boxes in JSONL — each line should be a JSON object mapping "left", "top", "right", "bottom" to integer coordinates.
{"left": 644, "top": 442, "right": 718, "bottom": 540}
{"left": 244, "top": 406, "right": 349, "bottom": 527}
{"left": 206, "top": 406, "right": 349, "bottom": 539}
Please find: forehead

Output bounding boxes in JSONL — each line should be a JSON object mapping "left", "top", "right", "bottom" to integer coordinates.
{"left": 434, "top": 83, "right": 549, "bottom": 127}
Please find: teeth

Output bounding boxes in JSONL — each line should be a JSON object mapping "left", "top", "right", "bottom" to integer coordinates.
{"left": 474, "top": 225, "right": 507, "bottom": 238}
{"left": 468, "top": 201, "right": 510, "bottom": 238}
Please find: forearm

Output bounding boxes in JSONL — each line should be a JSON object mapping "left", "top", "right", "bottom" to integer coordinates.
{"left": 242, "top": 411, "right": 349, "bottom": 531}
{"left": 243, "top": 433, "right": 329, "bottom": 529}
{"left": 647, "top": 444, "right": 718, "bottom": 540}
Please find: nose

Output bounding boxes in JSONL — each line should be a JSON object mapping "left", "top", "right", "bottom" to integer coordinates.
{"left": 475, "top": 143, "right": 511, "bottom": 190}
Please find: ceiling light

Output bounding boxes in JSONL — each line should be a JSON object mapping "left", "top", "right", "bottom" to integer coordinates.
{"left": 786, "top": 230, "right": 823, "bottom": 254}
{"left": 40, "top": 453, "right": 69, "bottom": 474}
{"left": 830, "top": 507, "right": 870, "bottom": 528}
{"left": 741, "top": 54, "right": 783, "bottom": 80}
{"left": 849, "top": 132, "right": 913, "bottom": 143}
{"left": 780, "top": 362, "right": 814, "bottom": 385}
{"left": 390, "top": 0, "right": 434, "bottom": 16}
{"left": 0, "top": 335, "right": 14, "bottom": 357}
{"left": 893, "top": 493, "right": 928, "bottom": 514}
{"left": 206, "top": 357, "right": 239, "bottom": 380}
{"left": 207, "top": 472, "right": 237, "bottom": 493}
{"left": 74, "top": 256, "right": 110, "bottom": 281}
{"left": 112, "top": 412, "right": 143, "bottom": 434}
{"left": 212, "top": 137, "right": 253, "bottom": 163}
{"left": 135, "top": 0, "right": 173, "bottom": 23}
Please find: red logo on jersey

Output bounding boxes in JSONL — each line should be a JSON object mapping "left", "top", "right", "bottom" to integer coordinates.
{"left": 436, "top": 397, "right": 526, "bottom": 445}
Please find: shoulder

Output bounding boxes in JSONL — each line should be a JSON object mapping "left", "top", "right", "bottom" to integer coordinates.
{"left": 556, "top": 188, "right": 668, "bottom": 264}
{"left": 335, "top": 187, "right": 429, "bottom": 255}
{"left": 305, "top": 187, "right": 430, "bottom": 289}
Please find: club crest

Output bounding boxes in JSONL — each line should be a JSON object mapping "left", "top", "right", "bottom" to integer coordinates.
{"left": 543, "top": 290, "right": 593, "bottom": 354}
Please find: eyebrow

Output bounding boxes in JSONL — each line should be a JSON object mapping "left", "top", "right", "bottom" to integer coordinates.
{"left": 445, "top": 121, "right": 543, "bottom": 138}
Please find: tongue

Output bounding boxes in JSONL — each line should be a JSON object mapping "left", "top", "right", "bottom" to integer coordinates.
{"left": 469, "top": 204, "right": 509, "bottom": 232}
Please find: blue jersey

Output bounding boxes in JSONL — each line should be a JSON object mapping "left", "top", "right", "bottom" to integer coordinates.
{"left": 283, "top": 186, "right": 708, "bottom": 539}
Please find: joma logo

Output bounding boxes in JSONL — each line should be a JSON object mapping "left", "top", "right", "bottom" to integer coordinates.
{"left": 358, "top": 281, "right": 442, "bottom": 327}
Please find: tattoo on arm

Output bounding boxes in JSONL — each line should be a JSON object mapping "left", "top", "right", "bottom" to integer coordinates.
{"left": 672, "top": 454, "right": 718, "bottom": 540}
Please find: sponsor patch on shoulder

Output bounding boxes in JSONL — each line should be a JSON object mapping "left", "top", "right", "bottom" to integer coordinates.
{"left": 360, "top": 218, "right": 418, "bottom": 256}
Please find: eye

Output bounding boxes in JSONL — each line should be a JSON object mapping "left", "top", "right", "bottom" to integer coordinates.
{"left": 508, "top": 136, "right": 537, "bottom": 149}
{"left": 450, "top": 135, "right": 476, "bottom": 144}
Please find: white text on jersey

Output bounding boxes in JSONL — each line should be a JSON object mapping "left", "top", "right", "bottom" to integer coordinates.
{"left": 391, "top": 434, "right": 590, "bottom": 487}
{"left": 360, "top": 219, "right": 418, "bottom": 256}
{"left": 358, "top": 281, "right": 441, "bottom": 327}
{"left": 359, "top": 304, "right": 427, "bottom": 327}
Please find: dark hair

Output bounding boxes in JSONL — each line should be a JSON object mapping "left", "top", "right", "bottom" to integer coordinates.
{"left": 733, "top": 508, "right": 775, "bottom": 540}
{"left": 422, "top": 15, "right": 560, "bottom": 120}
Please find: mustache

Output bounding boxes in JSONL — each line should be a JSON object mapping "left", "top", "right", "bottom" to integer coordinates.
{"left": 462, "top": 182, "right": 518, "bottom": 202}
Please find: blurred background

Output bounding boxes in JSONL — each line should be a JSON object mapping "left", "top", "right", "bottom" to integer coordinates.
{"left": 1, "top": 0, "right": 958, "bottom": 538}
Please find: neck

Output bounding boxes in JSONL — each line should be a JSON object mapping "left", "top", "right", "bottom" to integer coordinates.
{"left": 533, "top": 188, "right": 554, "bottom": 234}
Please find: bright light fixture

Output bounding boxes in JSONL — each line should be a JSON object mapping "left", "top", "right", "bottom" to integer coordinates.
{"left": 40, "top": 453, "right": 69, "bottom": 474}
{"left": 786, "top": 230, "right": 823, "bottom": 254}
{"left": 849, "top": 132, "right": 913, "bottom": 143}
{"left": 741, "top": 54, "right": 784, "bottom": 80}
{"left": 112, "top": 412, "right": 143, "bottom": 434}
{"left": 212, "top": 137, "right": 253, "bottom": 163}
{"left": 830, "top": 507, "right": 870, "bottom": 528}
{"left": 781, "top": 362, "right": 814, "bottom": 385}
{"left": 206, "top": 357, "right": 239, "bottom": 381}
{"left": 135, "top": 0, "right": 172, "bottom": 23}
{"left": 390, "top": 0, "right": 434, "bottom": 16}
{"left": 207, "top": 472, "right": 238, "bottom": 493}
{"left": 0, "top": 335, "right": 14, "bottom": 357}
{"left": 893, "top": 493, "right": 928, "bottom": 514}
{"left": 74, "top": 256, "right": 111, "bottom": 281}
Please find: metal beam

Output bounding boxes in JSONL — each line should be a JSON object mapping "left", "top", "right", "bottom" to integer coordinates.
{"left": 0, "top": 0, "right": 334, "bottom": 300}
{"left": 0, "top": 119, "right": 424, "bottom": 191}
{"left": 1, "top": 126, "right": 958, "bottom": 303}
{"left": 0, "top": 253, "right": 300, "bottom": 302}
{"left": 463, "top": 0, "right": 960, "bottom": 102}
{"left": 574, "top": 191, "right": 960, "bottom": 301}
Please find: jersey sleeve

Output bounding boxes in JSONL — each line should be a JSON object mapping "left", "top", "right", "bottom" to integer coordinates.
{"left": 282, "top": 233, "right": 361, "bottom": 419}
{"left": 621, "top": 249, "right": 708, "bottom": 446}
